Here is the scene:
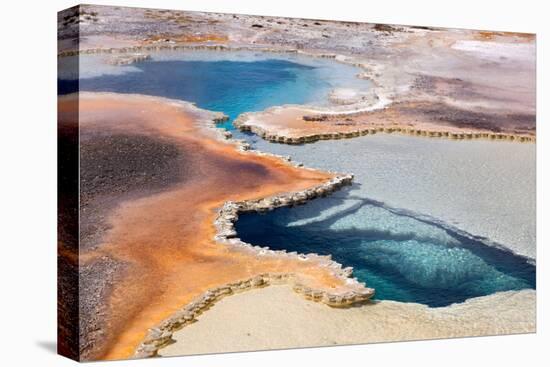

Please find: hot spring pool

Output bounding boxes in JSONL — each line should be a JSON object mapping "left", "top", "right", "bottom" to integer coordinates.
{"left": 235, "top": 186, "right": 535, "bottom": 307}
{"left": 59, "top": 50, "right": 536, "bottom": 306}
{"left": 58, "top": 50, "right": 369, "bottom": 130}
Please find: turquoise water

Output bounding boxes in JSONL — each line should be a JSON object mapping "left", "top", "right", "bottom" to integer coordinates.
{"left": 235, "top": 187, "right": 535, "bottom": 307}
{"left": 246, "top": 133, "right": 536, "bottom": 306}
{"left": 60, "top": 51, "right": 535, "bottom": 306}
{"left": 59, "top": 51, "right": 367, "bottom": 130}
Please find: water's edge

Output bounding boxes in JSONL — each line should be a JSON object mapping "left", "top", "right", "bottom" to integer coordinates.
{"left": 65, "top": 48, "right": 535, "bottom": 355}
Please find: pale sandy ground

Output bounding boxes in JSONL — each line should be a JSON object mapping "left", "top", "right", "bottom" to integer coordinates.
{"left": 160, "top": 285, "right": 535, "bottom": 356}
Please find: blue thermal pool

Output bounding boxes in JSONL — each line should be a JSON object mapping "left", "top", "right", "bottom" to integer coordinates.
{"left": 59, "top": 50, "right": 536, "bottom": 307}
{"left": 235, "top": 186, "right": 535, "bottom": 307}
{"left": 58, "top": 51, "right": 367, "bottom": 130}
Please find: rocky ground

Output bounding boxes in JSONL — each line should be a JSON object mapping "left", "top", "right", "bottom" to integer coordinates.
{"left": 58, "top": 4, "right": 535, "bottom": 140}
{"left": 57, "top": 4, "right": 536, "bottom": 360}
{"left": 79, "top": 132, "right": 186, "bottom": 250}
{"left": 77, "top": 131, "right": 191, "bottom": 359}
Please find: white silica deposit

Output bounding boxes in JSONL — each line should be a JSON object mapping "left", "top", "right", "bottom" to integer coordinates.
{"left": 250, "top": 133, "right": 536, "bottom": 260}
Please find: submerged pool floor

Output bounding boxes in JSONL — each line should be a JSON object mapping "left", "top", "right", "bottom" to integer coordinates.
{"left": 236, "top": 187, "right": 535, "bottom": 307}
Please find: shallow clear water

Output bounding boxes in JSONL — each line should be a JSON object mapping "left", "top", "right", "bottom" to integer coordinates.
{"left": 251, "top": 134, "right": 536, "bottom": 260}
{"left": 61, "top": 51, "right": 536, "bottom": 306}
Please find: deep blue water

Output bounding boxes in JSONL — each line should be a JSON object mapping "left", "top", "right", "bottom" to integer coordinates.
{"left": 235, "top": 190, "right": 535, "bottom": 307}
{"left": 59, "top": 57, "right": 331, "bottom": 130}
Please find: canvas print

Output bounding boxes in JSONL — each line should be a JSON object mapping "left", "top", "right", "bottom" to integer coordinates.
{"left": 57, "top": 4, "right": 536, "bottom": 362}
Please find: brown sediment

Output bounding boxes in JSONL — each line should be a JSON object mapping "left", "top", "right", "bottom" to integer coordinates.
{"left": 234, "top": 101, "right": 536, "bottom": 145}
{"left": 63, "top": 92, "right": 373, "bottom": 361}
{"left": 143, "top": 33, "right": 229, "bottom": 44}
{"left": 474, "top": 30, "right": 535, "bottom": 42}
